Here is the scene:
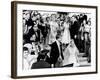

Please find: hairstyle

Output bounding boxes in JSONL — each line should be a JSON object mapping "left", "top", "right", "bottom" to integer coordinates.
{"left": 23, "top": 47, "right": 29, "bottom": 52}
{"left": 72, "top": 15, "right": 78, "bottom": 20}
{"left": 23, "top": 10, "right": 27, "bottom": 13}
{"left": 46, "top": 17, "right": 50, "bottom": 21}
{"left": 37, "top": 53, "right": 46, "bottom": 62}
{"left": 56, "top": 32, "right": 62, "bottom": 40}
{"left": 64, "top": 16, "right": 70, "bottom": 23}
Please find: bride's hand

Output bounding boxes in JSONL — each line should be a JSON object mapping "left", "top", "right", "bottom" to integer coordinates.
{"left": 58, "top": 57, "right": 63, "bottom": 62}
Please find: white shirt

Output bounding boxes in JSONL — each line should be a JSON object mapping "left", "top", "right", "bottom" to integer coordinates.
{"left": 56, "top": 40, "right": 61, "bottom": 54}
{"left": 56, "top": 40, "right": 63, "bottom": 60}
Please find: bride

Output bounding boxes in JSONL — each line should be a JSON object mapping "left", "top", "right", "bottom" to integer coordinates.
{"left": 61, "top": 16, "right": 71, "bottom": 44}
{"left": 62, "top": 39, "right": 80, "bottom": 67}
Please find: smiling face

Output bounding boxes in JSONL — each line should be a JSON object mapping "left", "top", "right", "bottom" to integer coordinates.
{"left": 64, "top": 17, "right": 67, "bottom": 22}
{"left": 23, "top": 11, "right": 30, "bottom": 20}
{"left": 23, "top": 47, "right": 30, "bottom": 59}
{"left": 24, "top": 50, "right": 29, "bottom": 59}
{"left": 71, "top": 16, "right": 76, "bottom": 23}
{"left": 51, "top": 14, "right": 56, "bottom": 21}
{"left": 83, "top": 20, "right": 86, "bottom": 25}
{"left": 56, "top": 33, "right": 62, "bottom": 42}
{"left": 69, "top": 40, "right": 75, "bottom": 47}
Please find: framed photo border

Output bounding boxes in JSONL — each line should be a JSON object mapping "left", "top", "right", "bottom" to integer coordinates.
{"left": 11, "top": 1, "right": 98, "bottom": 79}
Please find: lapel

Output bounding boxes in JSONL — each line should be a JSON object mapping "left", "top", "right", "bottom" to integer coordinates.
{"left": 55, "top": 41, "right": 64, "bottom": 59}
{"left": 55, "top": 41, "right": 60, "bottom": 54}
{"left": 35, "top": 31, "right": 38, "bottom": 37}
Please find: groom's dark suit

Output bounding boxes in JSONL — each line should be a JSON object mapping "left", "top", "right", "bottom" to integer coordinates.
{"left": 50, "top": 41, "right": 64, "bottom": 67}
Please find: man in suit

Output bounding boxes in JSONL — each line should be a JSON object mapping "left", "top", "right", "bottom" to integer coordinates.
{"left": 50, "top": 34, "right": 64, "bottom": 68}
{"left": 70, "top": 15, "right": 80, "bottom": 39}
{"left": 33, "top": 25, "right": 41, "bottom": 43}
{"left": 28, "top": 24, "right": 41, "bottom": 43}
{"left": 31, "top": 52, "right": 51, "bottom": 69}
{"left": 70, "top": 15, "right": 80, "bottom": 50}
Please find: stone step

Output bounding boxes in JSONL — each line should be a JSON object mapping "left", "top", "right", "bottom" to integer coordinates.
{"left": 78, "top": 57, "right": 88, "bottom": 62}
{"left": 77, "top": 53, "right": 85, "bottom": 57}
{"left": 78, "top": 62, "right": 91, "bottom": 67}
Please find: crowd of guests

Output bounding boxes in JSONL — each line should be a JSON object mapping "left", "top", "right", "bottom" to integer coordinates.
{"left": 22, "top": 10, "right": 91, "bottom": 70}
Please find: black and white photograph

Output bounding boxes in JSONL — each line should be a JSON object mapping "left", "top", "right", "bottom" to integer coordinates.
{"left": 23, "top": 10, "right": 92, "bottom": 69}
{"left": 11, "top": 1, "right": 97, "bottom": 78}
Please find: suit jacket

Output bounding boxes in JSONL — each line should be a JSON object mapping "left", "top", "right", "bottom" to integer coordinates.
{"left": 31, "top": 60, "right": 51, "bottom": 69}
{"left": 29, "top": 28, "right": 40, "bottom": 41}
{"left": 70, "top": 21, "right": 80, "bottom": 39}
{"left": 50, "top": 41, "right": 64, "bottom": 64}
{"left": 34, "top": 30, "right": 40, "bottom": 42}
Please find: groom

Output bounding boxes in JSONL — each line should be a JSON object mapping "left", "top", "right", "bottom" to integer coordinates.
{"left": 50, "top": 33, "right": 64, "bottom": 68}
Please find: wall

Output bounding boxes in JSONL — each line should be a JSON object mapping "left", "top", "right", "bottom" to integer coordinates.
{"left": 0, "top": 0, "right": 99, "bottom": 80}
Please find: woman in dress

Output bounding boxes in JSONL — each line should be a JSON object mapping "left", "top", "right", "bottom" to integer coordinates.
{"left": 49, "top": 14, "right": 59, "bottom": 44}
{"left": 23, "top": 43, "right": 38, "bottom": 70}
{"left": 61, "top": 16, "right": 71, "bottom": 44}
{"left": 83, "top": 20, "right": 91, "bottom": 57}
{"left": 83, "top": 20, "right": 91, "bottom": 41}
{"left": 62, "top": 39, "right": 79, "bottom": 67}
